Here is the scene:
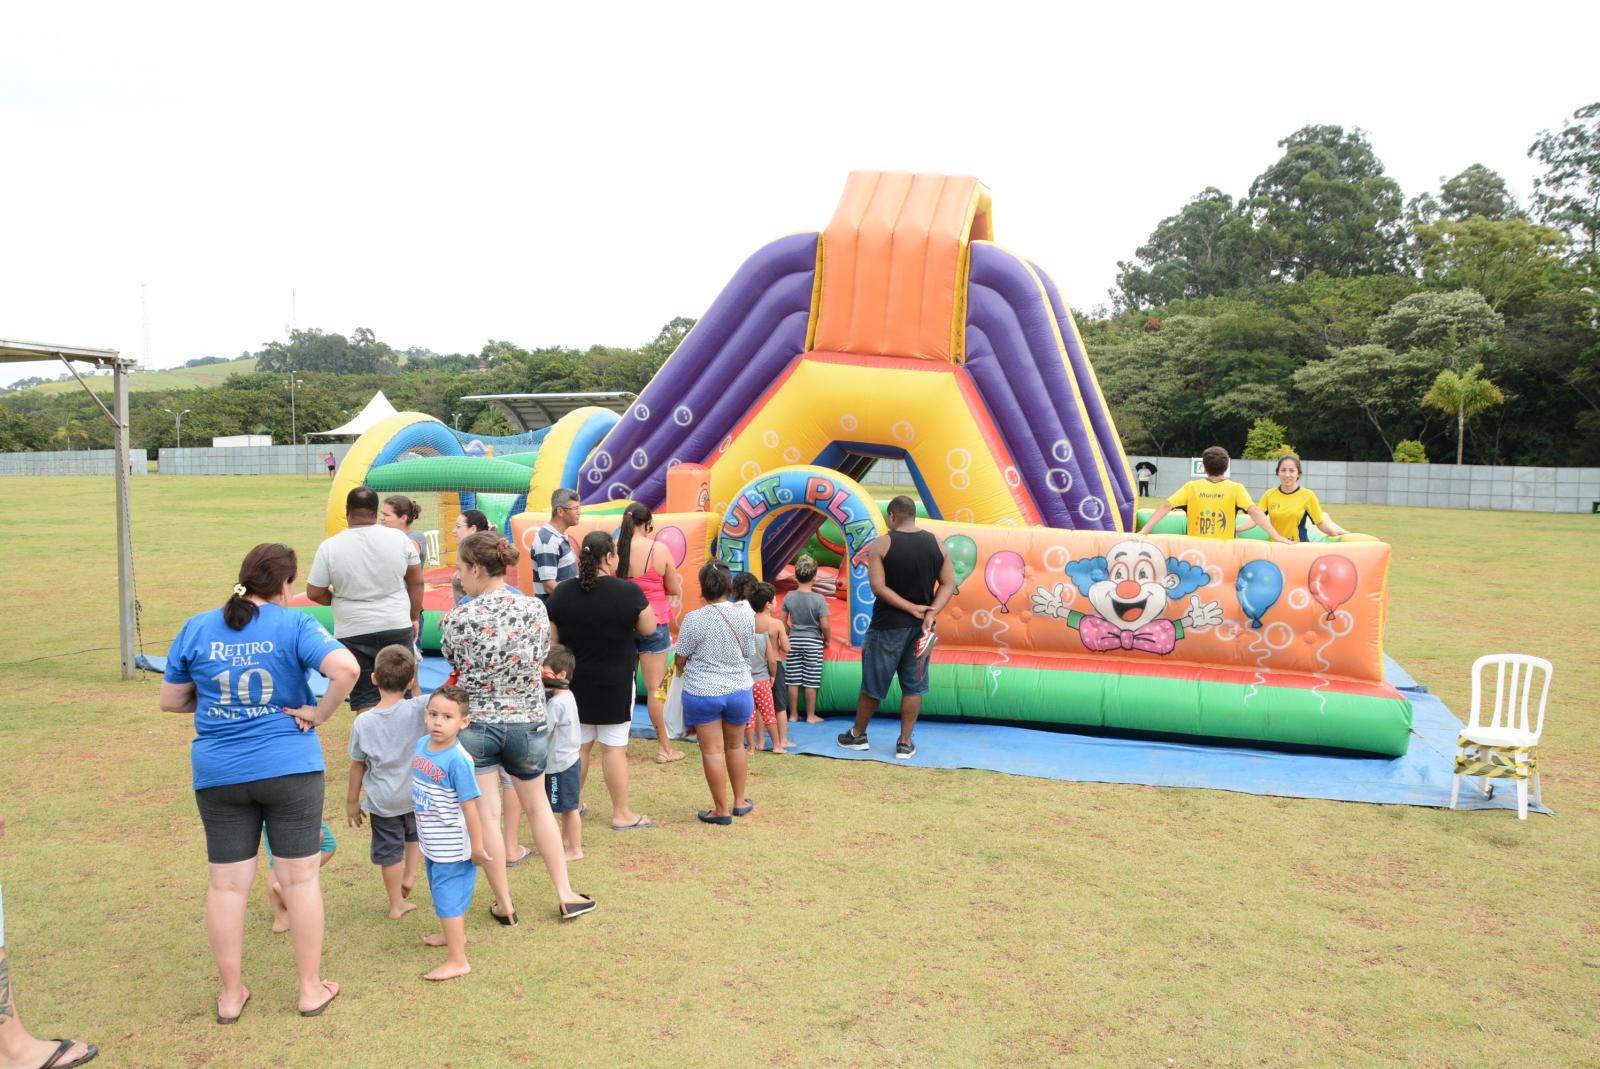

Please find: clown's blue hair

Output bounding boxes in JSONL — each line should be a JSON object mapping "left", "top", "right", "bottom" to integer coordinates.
{"left": 1065, "top": 554, "right": 1211, "bottom": 599}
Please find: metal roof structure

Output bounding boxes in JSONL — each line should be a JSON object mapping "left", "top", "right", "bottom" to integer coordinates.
{"left": 1, "top": 339, "right": 141, "bottom": 678}
{"left": 460, "top": 391, "right": 637, "bottom": 432}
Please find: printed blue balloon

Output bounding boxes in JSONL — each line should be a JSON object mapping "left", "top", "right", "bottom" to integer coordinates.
{"left": 1236, "top": 560, "right": 1283, "bottom": 630}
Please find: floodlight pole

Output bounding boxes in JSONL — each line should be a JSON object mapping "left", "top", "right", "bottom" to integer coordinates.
{"left": 115, "top": 359, "right": 135, "bottom": 679}
{"left": 163, "top": 407, "right": 191, "bottom": 449}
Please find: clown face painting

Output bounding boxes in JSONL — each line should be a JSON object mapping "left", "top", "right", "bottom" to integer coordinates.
{"left": 1030, "top": 540, "right": 1223, "bottom": 655}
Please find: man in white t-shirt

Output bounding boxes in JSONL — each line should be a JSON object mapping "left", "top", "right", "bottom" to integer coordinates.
{"left": 307, "top": 485, "right": 423, "bottom": 710}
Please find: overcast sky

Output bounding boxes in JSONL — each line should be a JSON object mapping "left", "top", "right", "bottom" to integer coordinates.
{"left": 2, "top": 0, "right": 1595, "bottom": 386}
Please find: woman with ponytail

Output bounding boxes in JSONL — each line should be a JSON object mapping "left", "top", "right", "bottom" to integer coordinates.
{"left": 160, "top": 543, "right": 360, "bottom": 1021}
{"left": 380, "top": 494, "right": 428, "bottom": 563}
{"left": 441, "top": 532, "right": 595, "bottom": 924}
{"left": 617, "top": 503, "right": 684, "bottom": 763}
{"left": 546, "top": 531, "right": 659, "bottom": 830}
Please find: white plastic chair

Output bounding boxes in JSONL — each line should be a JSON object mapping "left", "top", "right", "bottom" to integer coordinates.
{"left": 1450, "top": 653, "right": 1552, "bottom": 820}
{"left": 423, "top": 529, "right": 442, "bottom": 568}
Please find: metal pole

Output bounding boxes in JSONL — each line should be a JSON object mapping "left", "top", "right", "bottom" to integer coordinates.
{"left": 115, "top": 359, "right": 135, "bottom": 680}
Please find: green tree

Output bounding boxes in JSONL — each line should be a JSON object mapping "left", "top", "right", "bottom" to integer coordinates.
{"left": 1242, "top": 418, "right": 1289, "bottom": 460}
{"left": 1291, "top": 344, "right": 1439, "bottom": 456}
{"left": 1113, "top": 189, "right": 1260, "bottom": 308}
{"left": 1277, "top": 272, "right": 1420, "bottom": 351}
{"left": 1248, "top": 125, "right": 1406, "bottom": 280}
{"left": 257, "top": 327, "right": 399, "bottom": 375}
{"left": 1415, "top": 218, "right": 1568, "bottom": 314}
{"left": 1369, "top": 289, "right": 1503, "bottom": 359}
{"left": 1392, "top": 439, "right": 1429, "bottom": 463}
{"left": 1528, "top": 102, "right": 1600, "bottom": 258}
{"left": 1422, "top": 364, "right": 1506, "bottom": 464}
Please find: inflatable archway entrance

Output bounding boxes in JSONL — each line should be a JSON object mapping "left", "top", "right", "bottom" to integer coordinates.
{"left": 716, "top": 465, "right": 887, "bottom": 646}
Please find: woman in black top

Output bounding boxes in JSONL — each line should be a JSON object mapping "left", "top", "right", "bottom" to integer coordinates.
{"left": 546, "top": 532, "right": 659, "bottom": 830}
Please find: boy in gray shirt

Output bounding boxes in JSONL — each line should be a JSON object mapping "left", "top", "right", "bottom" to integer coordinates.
{"left": 781, "top": 555, "right": 831, "bottom": 724}
{"left": 346, "top": 645, "right": 428, "bottom": 919}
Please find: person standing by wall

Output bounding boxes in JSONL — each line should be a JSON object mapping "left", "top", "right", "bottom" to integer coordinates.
{"left": 838, "top": 496, "right": 953, "bottom": 760}
{"left": 306, "top": 486, "right": 423, "bottom": 712}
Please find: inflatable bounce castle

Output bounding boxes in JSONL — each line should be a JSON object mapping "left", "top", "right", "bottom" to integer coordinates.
{"left": 314, "top": 172, "right": 1412, "bottom": 756}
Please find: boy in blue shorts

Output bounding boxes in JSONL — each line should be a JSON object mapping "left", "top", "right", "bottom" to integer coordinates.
{"left": 541, "top": 646, "right": 584, "bottom": 861}
{"left": 346, "top": 644, "right": 428, "bottom": 919}
{"left": 411, "top": 685, "right": 491, "bottom": 981}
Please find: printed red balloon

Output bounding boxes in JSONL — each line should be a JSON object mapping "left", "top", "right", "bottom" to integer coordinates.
{"left": 1307, "top": 555, "right": 1358, "bottom": 619}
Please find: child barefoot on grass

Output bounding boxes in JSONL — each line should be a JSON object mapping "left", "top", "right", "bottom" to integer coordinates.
{"left": 265, "top": 822, "right": 336, "bottom": 933}
{"left": 749, "top": 583, "right": 789, "bottom": 753}
{"left": 412, "top": 685, "right": 492, "bottom": 981}
{"left": 346, "top": 644, "right": 428, "bottom": 919}
{"left": 541, "top": 646, "right": 584, "bottom": 862}
{"left": 782, "top": 556, "right": 830, "bottom": 724}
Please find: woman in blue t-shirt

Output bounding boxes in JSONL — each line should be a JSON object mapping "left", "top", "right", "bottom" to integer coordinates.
{"left": 160, "top": 543, "right": 359, "bottom": 1023}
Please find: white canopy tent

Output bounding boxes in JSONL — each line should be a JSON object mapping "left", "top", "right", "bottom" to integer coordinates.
{"left": 308, "top": 390, "right": 399, "bottom": 437}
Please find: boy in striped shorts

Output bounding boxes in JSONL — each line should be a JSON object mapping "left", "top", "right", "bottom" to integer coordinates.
{"left": 782, "top": 556, "right": 831, "bottom": 724}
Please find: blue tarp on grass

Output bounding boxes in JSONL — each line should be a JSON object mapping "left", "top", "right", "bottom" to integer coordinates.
{"left": 135, "top": 654, "right": 1547, "bottom": 815}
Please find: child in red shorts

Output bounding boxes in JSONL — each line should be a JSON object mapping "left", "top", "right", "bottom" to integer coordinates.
{"left": 746, "top": 584, "right": 788, "bottom": 753}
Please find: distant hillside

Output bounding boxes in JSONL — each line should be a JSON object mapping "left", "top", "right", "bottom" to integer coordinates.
{"left": 18, "top": 357, "right": 259, "bottom": 395}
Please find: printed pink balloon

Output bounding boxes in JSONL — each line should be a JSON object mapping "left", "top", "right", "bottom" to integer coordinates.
{"left": 656, "top": 525, "right": 687, "bottom": 568}
{"left": 984, "top": 550, "right": 1027, "bottom": 614}
{"left": 1307, "top": 555, "right": 1358, "bottom": 619}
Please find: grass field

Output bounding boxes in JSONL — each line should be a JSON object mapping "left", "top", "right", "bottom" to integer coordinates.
{"left": 1, "top": 476, "right": 1596, "bottom": 1068}
{"left": 16, "top": 357, "right": 259, "bottom": 396}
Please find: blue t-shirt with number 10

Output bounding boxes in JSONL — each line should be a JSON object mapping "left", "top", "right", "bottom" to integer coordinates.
{"left": 164, "top": 604, "right": 346, "bottom": 790}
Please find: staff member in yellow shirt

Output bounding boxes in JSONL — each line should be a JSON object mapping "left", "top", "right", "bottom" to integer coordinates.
{"left": 1138, "top": 446, "right": 1292, "bottom": 544}
{"left": 1253, "top": 455, "right": 1349, "bottom": 542}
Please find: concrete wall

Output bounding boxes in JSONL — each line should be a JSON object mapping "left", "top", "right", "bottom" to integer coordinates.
{"left": 1127, "top": 456, "right": 1600, "bottom": 514}
{"left": 159, "top": 443, "right": 353, "bottom": 476}
{"left": 0, "top": 449, "right": 149, "bottom": 476}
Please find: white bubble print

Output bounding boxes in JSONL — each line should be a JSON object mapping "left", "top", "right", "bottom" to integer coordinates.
{"left": 741, "top": 461, "right": 762, "bottom": 481}
{"left": 719, "top": 436, "right": 733, "bottom": 454}
{"left": 839, "top": 414, "right": 859, "bottom": 432}
{"left": 632, "top": 404, "right": 651, "bottom": 421}
{"left": 1046, "top": 467, "right": 1073, "bottom": 493}
{"left": 891, "top": 420, "right": 916, "bottom": 444}
{"left": 778, "top": 488, "right": 794, "bottom": 503}
{"left": 630, "top": 449, "right": 649, "bottom": 470}
{"left": 666, "top": 457, "right": 683, "bottom": 470}
{"left": 592, "top": 451, "right": 613, "bottom": 472}
{"left": 1287, "top": 589, "right": 1312, "bottom": 611}
{"left": 782, "top": 447, "right": 801, "bottom": 463}
{"left": 1004, "top": 466, "right": 1021, "bottom": 488}
{"left": 947, "top": 448, "right": 972, "bottom": 471}
{"left": 1042, "top": 545, "right": 1071, "bottom": 573}
{"left": 1051, "top": 438, "right": 1074, "bottom": 463}
{"left": 954, "top": 508, "right": 976, "bottom": 523}
{"left": 852, "top": 612, "right": 871, "bottom": 636}
{"left": 762, "top": 429, "right": 780, "bottom": 449}
{"left": 608, "top": 483, "right": 633, "bottom": 500}
{"left": 950, "top": 471, "right": 971, "bottom": 490}
{"left": 673, "top": 405, "right": 694, "bottom": 427}
{"left": 1078, "top": 497, "right": 1105, "bottom": 522}
{"left": 586, "top": 469, "right": 604, "bottom": 485}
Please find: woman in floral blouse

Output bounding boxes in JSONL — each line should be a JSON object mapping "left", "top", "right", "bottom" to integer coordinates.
{"left": 441, "top": 532, "right": 595, "bottom": 925}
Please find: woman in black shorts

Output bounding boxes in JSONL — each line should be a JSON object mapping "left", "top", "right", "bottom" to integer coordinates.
{"left": 160, "top": 543, "right": 359, "bottom": 1021}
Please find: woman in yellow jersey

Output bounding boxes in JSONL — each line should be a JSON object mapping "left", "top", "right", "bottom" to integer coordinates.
{"left": 1256, "top": 455, "right": 1349, "bottom": 542}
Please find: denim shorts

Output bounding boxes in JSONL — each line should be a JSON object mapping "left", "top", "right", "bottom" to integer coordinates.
{"left": 459, "top": 721, "right": 550, "bottom": 781}
{"left": 859, "top": 626, "right": 929, "bottom": 700}
{"left": 545, "top": 761, "right": 581, "bottom": 813}
{"left": 425, "top": 858, "right": 477, "bottom": 919}
{"left": 635, "top": 627, "right": 673, "bottom": 655}
{"left": 683, "top": 688, "right": 756, "bottom": 727}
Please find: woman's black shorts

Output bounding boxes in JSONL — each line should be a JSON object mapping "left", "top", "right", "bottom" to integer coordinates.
{"left": 194, "top": 771, "right": 325, "bottom": 864}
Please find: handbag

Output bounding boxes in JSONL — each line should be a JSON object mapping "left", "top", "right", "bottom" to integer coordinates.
{"left": 662, "top": 669, "right": 687, "bottom": 739}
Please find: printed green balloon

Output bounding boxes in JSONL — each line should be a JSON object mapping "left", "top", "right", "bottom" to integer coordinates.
{"left": 945, "top": 534, "right": 978, "bottom": 592}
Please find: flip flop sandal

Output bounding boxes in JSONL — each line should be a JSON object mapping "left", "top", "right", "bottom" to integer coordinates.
{"left": 38, "top": 1039, "right": 99, "bottom": 1068}
{"left": 298, "top": 980, "right": 340, "bottom": 1018}
{"left": 216, "top": 988, "right": 251, "bottom": 1025}
{"left": 559, "top": 894, "right": 597, "bottom": 921}
{"left": 489, "top": 904, "right": 518, "bottom": 927}
{"left": 732, "top": 799, "right": 755, "bottom": 817}
{"left": 610, "top": 816, "right": 653, "bottom": 831}
{"left": 697, "top": 810, "right": 733, "bottom": 826}
{"left": 505, "top": 848, "right": 533, "bottom": 867}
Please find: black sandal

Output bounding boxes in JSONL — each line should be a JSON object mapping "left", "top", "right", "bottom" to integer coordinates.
{"left": 489, "top": 903, "right": 518, "bottom": 927}
{"left": 698, "top": 809, "right": 733, "bottom": 826}
{"left": 559, "top": 894, "right": 597, "bottom": 921}
{"left": 39, "top": 1039, "right": 99, "bottom": 1068}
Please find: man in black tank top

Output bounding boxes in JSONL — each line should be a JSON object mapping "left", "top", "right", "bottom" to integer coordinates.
{"left": 838, "top": 496, "right": 953, "bottom": 759}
